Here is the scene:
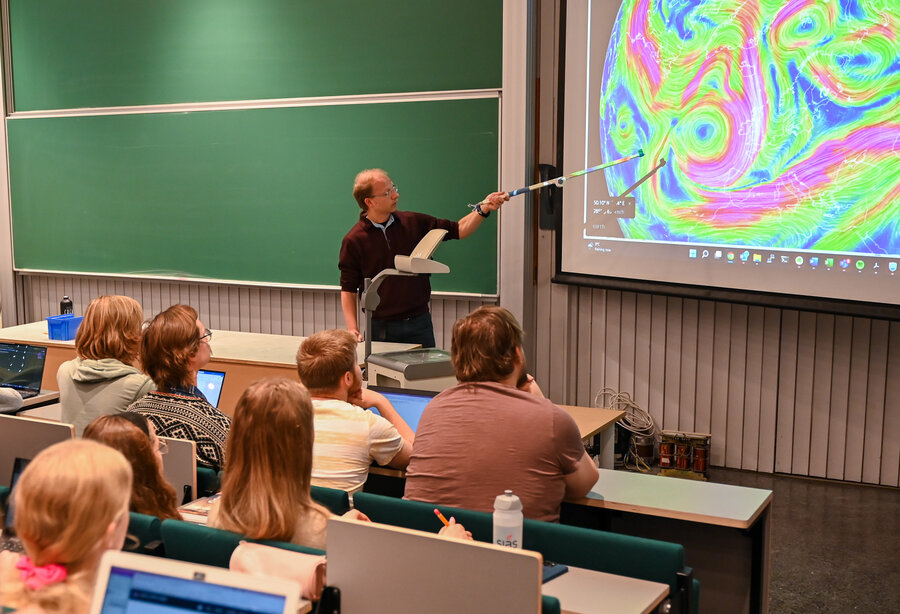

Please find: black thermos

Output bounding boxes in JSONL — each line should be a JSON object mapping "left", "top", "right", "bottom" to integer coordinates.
{"left": 60, "top": 295, "right": 74, "bottom": 314}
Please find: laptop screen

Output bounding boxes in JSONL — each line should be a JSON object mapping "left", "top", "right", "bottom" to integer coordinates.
{"left": 196, "top": 370, "right": 225, "bottom": 407}
{"left": 0, "top": 343, "right": 47, "bottom": 394}
{"left": 95, "top": 565, "right": 288, "bottom": 614}
{"left": 365, "top": 386, "right": 438, "bottom": 432}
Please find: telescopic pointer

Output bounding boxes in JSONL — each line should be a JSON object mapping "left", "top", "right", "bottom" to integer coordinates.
{"left": 505, "top": 149, "right": 644, "bottom": 198}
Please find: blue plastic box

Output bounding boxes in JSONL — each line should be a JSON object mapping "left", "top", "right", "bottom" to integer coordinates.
{"left": 47, "top": 314, "right": 83, "bottom": 341}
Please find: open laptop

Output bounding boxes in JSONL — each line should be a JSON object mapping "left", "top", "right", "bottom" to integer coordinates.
{"left": 196, "top": 369, "right": 226, "bottom": 407}
{"left": 0, "top": 342, "right": 47, "bottom": 399}
{"left": 1, "top": 457, "right": 30, "bottom": 553}
{"left": 327, "top": 517, "right": 542, "bottom": 614}
{"left": 365, "top": 385, "right": 438, "bottom": 432}
{"left": 89, "top": 550, "right": 304, "bottom": 614}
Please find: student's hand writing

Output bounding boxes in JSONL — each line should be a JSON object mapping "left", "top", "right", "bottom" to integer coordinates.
{"left": 341, "top": 509, "right": 371, "bottom": 522}
{"left": 438, "top": 517, "right": 472, "bottom": 541}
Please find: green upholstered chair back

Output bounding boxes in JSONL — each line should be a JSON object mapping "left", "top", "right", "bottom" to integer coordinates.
{"left": 523, "top": 518, "right": 683, "bottom": 593}
{"left": 196, "top": 466, "right": 221, "bottom": 498}
{"left": 127, "top": 512, "right": 162, "bottom": 554}
{"left": 541, "top": 595, "right": 561, "bottom": 614}
{"left": 254, "top": 538, "right": 325, "bottom": 557}
{"left": 354, "top": 493, "right": 697, "bottom": 613}
{"left": 353, "top": 492, "right": 493, "bottom": 541}
{"left": 160, "top": 519, "right": 243, "bottom": 567}
{"left": 310, "top": 485, "right": 351, "bottom": 515}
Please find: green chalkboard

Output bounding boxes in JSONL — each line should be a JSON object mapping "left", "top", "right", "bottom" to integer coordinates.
{"left": 8, "top": 99, "right": 499, "bottom": 294}
{"left": 9, "top": 0, "right": 502, "bottom": 111}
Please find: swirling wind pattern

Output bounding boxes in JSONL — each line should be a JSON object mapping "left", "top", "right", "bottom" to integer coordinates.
{"left": 599, "top": 0, "right": 900, "bottom": 253}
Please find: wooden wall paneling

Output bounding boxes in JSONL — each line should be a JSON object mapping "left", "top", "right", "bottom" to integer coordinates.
{"left": 279, "top": 289, "right": 293, "bottom": 336}
{"left": 880, "top": 321, "right": 900, "bottom": 487}
{"left": 775, "top": 310, "right": 799, "bottom": 473}
{"left": 632, "top": 294, "right": 652, "bottom": 411}
{"left": 725, "top": 304, "right": 748, "bottom": 468}
{"left": 565, "top": 287, "right": 581, "bottom": 402}
{"left": 589, "top": 288, "right": 608, "bottom": 407}
{"left": 757, "top": 307, "right": 780, "bottom": 473}
{"left": 710, "top": 302, "right": 731, "bottom": 466}
{"left": 844, "top": 317, "right": 872, "bottom": 482}
{"left": 663, "top": 296, "right": 682, "bottom": 430}
{"left": 300, "top": 291, "right": 316, "bottom": 336}
{"left": 617, "top": 291, "right": 637, "bottom": 401}
{"left": 861, "top": 319, "right": 889, "bottom": 484}
{"left": 546, "top": 270, "right": 572, "bottom": 401}
{"left": 808, "top": 314, "right": 835, "bottom": 478}
{"left": 678, "top": 298, "right": 698, "bottom": 433}
{"left": 603, "top": 290, "right": 622, "bottom": 403}
{"left": 647, "top": 294, "right": 668, "bottom": 430}
{"left": 575, "top": 287, "right": 594, "bottom": 404}
{"left": 791, "top": 311, "right": 817, "bottom": 476}
{"left": 694, "top": 300, "right": 716, "bottom": 436}
{"left": 825, "top": 316, "right": 853, "bottom": 480}
{"left": 741, "top": 306, "right": 764, "bottom": 471}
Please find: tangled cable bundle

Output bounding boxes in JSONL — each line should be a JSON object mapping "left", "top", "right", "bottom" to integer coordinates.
{"left": 593, "top": 387, "right": 656, "bottom": 471}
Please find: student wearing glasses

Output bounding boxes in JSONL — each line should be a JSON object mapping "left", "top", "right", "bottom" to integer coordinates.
{"left": 126, "top": 304, "right": 231, "bottom": 471}
{"left": 339, "top": 168, "right": 508, "bottom": 347}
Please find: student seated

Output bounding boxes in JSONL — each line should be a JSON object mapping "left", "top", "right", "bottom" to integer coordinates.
{"left": 83, "top": 413, "right": 181, "bottom": 521}
{"left": 0, "top": 439, "right": 132, "bottom": 614}
{"left": 295, "top": 330, "right": 414, "bottom": 493}
{"left": 208, "top": 378, "right": 369, "bottom": 550}
{"left": 127, "top": 305, "right": 230, "bottom": 471}
{"left": 404, "top": 306, "right": 599, "bottom": 522}
{"left": 57, "top": 295, "right": 154, "bottom": 436}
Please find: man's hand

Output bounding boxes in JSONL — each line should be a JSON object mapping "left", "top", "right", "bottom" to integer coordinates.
{"left": 348, "top": 328, "right": 363, "bottom": 342}
{"left": 438, "top": 517, "right": 473, "bottom": 541}
{"left": 480, "top": 190, "right": 509, "bottom": 213}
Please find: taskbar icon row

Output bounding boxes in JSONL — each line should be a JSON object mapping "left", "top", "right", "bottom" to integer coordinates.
{"left": 687, "top": 248, "right": 898, "bottom": 273}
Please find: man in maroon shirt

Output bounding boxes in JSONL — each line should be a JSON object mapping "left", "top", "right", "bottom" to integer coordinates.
{"left": 339, "top": 168, "right": 508, "bottom": 347}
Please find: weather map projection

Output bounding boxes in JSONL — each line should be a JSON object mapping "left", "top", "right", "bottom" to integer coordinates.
{"left": 560, "top": 0, "right": 900, "bottom": 309}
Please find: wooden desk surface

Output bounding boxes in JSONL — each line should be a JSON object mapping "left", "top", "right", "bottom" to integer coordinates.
{"left": 574, "top": 468, "right": 773, "bottom": 529}
{"left": 0, "top": 321, "right": 416, "bottom": 416}
{"left": 558, "top": 406, "right": 624, "bottom": 440}
{"left": 0, "top": 321, "right": 415, "bottom": 367}
{"left": 543, "top": 566, "right": 668, "bottom": 614}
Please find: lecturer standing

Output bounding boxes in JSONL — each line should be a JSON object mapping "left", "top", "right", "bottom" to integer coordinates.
{"left": 339, "top": 168, "right": 507, "bottom": 347}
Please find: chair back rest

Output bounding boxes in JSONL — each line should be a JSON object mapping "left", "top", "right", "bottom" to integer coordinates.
{"left": 160, "top": 519, "right": 242, "bottom": 568}
{"left": 196, "top": 466, "right": 221, "bottom": 498}
{"left": 310, "top": 485, "right": 350, "bottom": 515}
{"left": 0, "top": 414, "right": 74, "bottom": 487}
{"left": 523, "top": 518, "right": 685, "bottom": 595}
{"left": 354, "top": 492, "right": 494, "bottom": 541}
{"left": 127, "top": 511, "right": 163, "bottom": 553}
{"left": 160, "top": 437, "right": 197, "bottom": 504}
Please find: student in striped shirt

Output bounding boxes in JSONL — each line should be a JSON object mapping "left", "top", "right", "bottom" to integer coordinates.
{"left": 296, "top": 330, "right": 414, "bottom": 493}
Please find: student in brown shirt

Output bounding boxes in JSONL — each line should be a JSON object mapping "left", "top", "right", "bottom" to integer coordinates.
{"left": 404, "top": 306, "right": 599, "bottom": 522}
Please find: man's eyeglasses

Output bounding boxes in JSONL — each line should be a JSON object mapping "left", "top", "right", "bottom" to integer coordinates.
{"left": 371, "top": 184, "right": 398, "bottom": 199}
{"left": 199, "top": 329, "right": 213, "bottom": 343}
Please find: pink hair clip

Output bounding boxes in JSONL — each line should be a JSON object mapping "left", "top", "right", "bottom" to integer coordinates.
{"left": 16, "top": 556, "right": 68, "bottom": 590}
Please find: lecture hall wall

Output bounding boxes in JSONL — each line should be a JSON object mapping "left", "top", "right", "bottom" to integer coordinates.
{"left": 7, "top": 1, "right": 899, "bottom": 488}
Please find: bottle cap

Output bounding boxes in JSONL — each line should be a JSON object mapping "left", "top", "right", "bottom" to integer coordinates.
{"left": 493, "top": 489, "right": 522, "bottom": 512}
